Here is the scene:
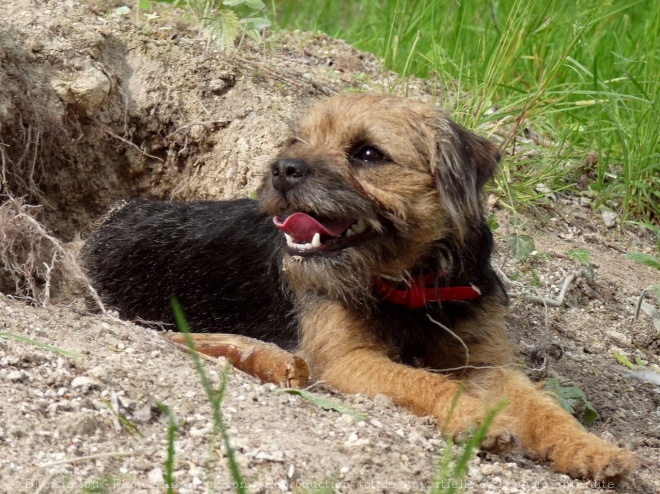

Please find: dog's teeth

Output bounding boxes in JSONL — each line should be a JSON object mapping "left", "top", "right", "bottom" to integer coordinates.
{"left": 311, "top": 232, "right": 322, "bottom": 248}
{"left": 287, "top": 241, "right": 313, "bottom": 251}
{"left": 285, "top": 233, "right": 294, "bottom": 244}
{"left": 346, "top": 229, "right": 354, "bottom": 237}
{"left": 351, "top": 219, "right": 368, "bottom": 235}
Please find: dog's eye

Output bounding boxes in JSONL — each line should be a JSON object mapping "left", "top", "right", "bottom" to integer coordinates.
{"left": 285, "top": 136, "right": 301, "bottom": 147}
{"left": 352, "top": 146, "right": 387, "bottom": 164}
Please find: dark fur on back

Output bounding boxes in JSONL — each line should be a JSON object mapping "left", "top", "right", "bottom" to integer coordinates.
{"left": 84, "top": 199, "right": 502, "bottom": 347}
{"left": 83, "top": 199, "right": 298, "bottom": 350}
{"left": 85, "top": 199, "right": 505, "bottom": 365}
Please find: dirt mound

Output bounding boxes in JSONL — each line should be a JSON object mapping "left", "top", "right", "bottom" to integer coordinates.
{"left": 0, "top": 0, "right": 385, "bottom": 301}
{"left": 0, "top": 0, "right": 385, "bottom": 238}
{"left": 0, "top": 1, "right": 658, "bottom": 493}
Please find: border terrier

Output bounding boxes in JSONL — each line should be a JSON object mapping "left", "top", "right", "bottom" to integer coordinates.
{"left": 85, "top": 93, "right": 635, "bottom": 480}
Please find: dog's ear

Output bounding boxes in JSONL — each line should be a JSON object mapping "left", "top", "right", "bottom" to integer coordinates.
{"left": 432, "top": 118, "right": 501, "bottom": 239}
{"left": 449, "top": 121, "right": 502, "bottom": 189}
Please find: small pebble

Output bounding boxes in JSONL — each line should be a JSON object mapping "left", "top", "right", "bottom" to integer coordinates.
{"left": 6, "top": 370, "right": 28, "bottom": 382}
{"left": 70, "top": 376, "right": 98, "bottom": 389}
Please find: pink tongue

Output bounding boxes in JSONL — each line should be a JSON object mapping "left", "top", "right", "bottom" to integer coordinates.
{"left": 273, "top": 213, "right": 353, "bottom": 243}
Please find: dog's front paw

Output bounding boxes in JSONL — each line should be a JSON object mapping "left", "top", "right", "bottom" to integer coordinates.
{"left": 451, "top": 422, "right": 518, "bottom": 454}
{"left": 550, "top": 439, "right": 636, "bottom": 481}
{"left": 435, "top": 399, "right": 518, "bottom": 453}
{"left": 479, "top": 429, "right": 519, "bottom": 454}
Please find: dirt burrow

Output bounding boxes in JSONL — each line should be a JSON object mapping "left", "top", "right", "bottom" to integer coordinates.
{"left": 0, "top": 0, "right": 388, "bottom": 240}
{"left": 0, "top": 1, "right": 659, "bottom": 493}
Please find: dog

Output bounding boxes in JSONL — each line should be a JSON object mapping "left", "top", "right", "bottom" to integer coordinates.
{"left": 84, "top": 93, "right": 635, "bottom": 481}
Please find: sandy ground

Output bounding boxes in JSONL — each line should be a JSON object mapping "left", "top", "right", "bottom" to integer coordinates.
{"left": 1, "top": 203, "right": 659, "bottom": 493}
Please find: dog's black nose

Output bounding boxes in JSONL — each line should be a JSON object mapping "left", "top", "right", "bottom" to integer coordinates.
{"left": 271, "top": 159, "right": 309, "bottom": 192}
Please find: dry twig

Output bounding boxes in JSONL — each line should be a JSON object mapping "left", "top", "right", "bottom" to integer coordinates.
{"left": 509, "top": 269, "right": 589, "bottom": 307}
{"left": 38, "top": 451, "right": 139, "bottom": 468}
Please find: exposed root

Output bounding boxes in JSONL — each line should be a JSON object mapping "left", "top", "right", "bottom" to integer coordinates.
{"left": 94, "top": 119, "right": 165, "bottom": 163}
{"left": 0, "top": 197, "right": 105, "bottom": 310}
{"left": 0, "top": 50, "right": 69, "bottom": 205}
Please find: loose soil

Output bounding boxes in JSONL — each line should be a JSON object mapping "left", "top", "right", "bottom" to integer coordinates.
{"left": 0, "top": 1, "right": 658, "bottom": 493}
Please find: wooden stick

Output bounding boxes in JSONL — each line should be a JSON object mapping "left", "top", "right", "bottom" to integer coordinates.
{"left": 163, "top": 333, "right": 309, "bottom": 389}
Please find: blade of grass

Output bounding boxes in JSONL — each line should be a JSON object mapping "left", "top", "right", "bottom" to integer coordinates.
{"left": 156, "top": 402, "right": 178, "bottom": 494}
{"left": 170, "top": 298, "right": 247, "bottom": 494}
{"left": 0, "top": 332, "right": 83, "bottom": 359}
{"left": 272, "top": 388, "right": 368, "bottom": 421}
{"left": 433, "top": 399, "right": 507, "bottom": 494}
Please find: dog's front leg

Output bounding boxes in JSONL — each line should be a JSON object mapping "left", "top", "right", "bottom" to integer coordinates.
{"left": 298, "top": 299, "right": 493, "bottom": 435}
{"left": 470, "top": 369, "right": 637, "bottom": 480}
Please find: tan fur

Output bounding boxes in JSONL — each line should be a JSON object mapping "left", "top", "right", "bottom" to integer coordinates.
{"left": 260, "top": 93, "right": 636, "bottom": 481}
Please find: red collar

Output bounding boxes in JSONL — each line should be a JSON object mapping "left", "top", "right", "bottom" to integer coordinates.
{"left": 374, "top": 273, "right": 481, "bottom": 309}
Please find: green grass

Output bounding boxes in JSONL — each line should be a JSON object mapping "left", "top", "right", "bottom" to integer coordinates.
{"left": 156, "top": 402, "right": 178, "bottom": 494}
{"left": 272, "top": 0, "right": 660, "bottom": 225}
{"left": 0, "top": 332, "right": 83, "bottom": 358}
{"left": 432, "top": 402, "right": 506, "bottom": 494}
{"left": 169, "top": 298, "right": 248, "bottom": 494}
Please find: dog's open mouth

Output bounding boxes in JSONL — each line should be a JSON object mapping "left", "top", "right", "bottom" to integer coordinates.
{"left": 273, "top": 212, "right": 372, "bottom": 256}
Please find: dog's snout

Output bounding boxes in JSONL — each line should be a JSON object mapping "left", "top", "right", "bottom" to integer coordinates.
{"left": 271, "top": 159, "right": 309, "bottom": 192}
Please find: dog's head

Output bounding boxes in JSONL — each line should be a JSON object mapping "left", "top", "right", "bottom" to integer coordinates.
{"left": 259, "top": 93, "right": 500, "bottom": 300}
